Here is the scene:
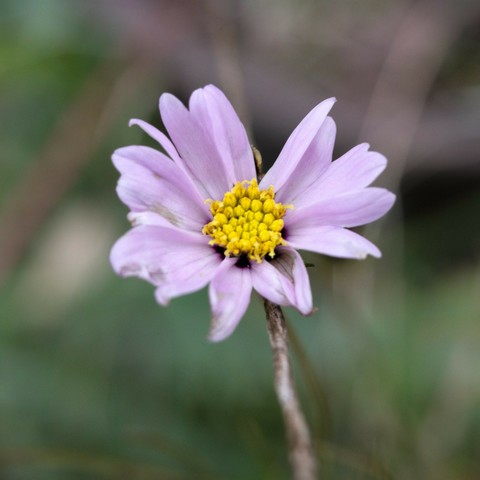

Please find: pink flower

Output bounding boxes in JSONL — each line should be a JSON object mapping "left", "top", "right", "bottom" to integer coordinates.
{"left": 110, "top": 85, "right": 395, "bottom": 341}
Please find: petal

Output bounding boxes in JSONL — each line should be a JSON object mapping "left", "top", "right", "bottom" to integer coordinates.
{"left": 275, "top": 116, "right": 336, "bottom": 206}
{"left": 154, "top": 252, "right": 219, "bottom": 306}
{"left": 189, "top": 85, "right": 256, "bottom": 182}
{"left": 272, "top": 247, "right": 313, "bottom": 315}
{"left": 127, "top": 211, "right": 174, "bottom": 227}
{"left": 129, "top": 118, "right": 183, "bottom": 164}
{"left": 251, "top": 247, "right": 312, "bottom": 315}
{"left": 159, "top": 92, "right": 232, "bottom": 199}
{"left": 208, "top": 258, "right": 252, "bottom": 342}
{"left": 251, "top": 259, "right": 295, "bottom": 307}
{"left": 285, "top": 188, "right": 396, "bottom": 229}
{"left": 113, "top": 146, "right": 210, "bottom": 231}
{"left": 110, "top": 225, "right": 220, "bottom": 304}
{"left": 260, "top": 97, "right": 336, "bottom": 192}
{"left": 302, "top": 144, "right": 388, "bottom": 205}
{"left": 287, "top": 225, "right": 381, "bottom": 259}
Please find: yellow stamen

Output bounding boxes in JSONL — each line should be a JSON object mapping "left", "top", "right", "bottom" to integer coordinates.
{"left": 203, "top": 179, "right": 292, "bottom": 263}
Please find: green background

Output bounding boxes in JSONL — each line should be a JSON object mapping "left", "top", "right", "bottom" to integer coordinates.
{"left": 1, "top": 0, "right": 479, "bottom": 478}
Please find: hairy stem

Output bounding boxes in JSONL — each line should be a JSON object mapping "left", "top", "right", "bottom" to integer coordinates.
{"left": 263, "top": 299, "right": 318, "bottom": 480}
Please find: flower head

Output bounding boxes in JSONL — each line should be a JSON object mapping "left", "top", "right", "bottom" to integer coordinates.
{"left": 110, "top": 85, "right": 395, "bottom": 341}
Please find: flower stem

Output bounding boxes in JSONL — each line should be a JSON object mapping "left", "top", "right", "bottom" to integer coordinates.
{"left": 263, "top": 299, "right": 318, "bottom": 480}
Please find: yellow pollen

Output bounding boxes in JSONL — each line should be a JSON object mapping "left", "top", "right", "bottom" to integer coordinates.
{"left": 202, "top": 179, "right": 292, "bottom": 263}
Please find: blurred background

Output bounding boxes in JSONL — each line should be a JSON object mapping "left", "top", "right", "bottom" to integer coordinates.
{"left": 1, "top": 0, "right": 479, "bottom": 478}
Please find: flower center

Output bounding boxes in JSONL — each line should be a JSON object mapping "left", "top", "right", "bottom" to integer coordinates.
{"left": 202, "top": 179, "right": 291, "bottom": 263}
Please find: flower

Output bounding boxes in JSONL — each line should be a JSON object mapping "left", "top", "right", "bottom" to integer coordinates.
{"left": 110, "top": 85, "right": 395, "bottom": 341}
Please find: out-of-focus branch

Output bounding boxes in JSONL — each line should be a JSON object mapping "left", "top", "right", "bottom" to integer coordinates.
{"left": 83, "top": 1, "right": 480, "bottom": 177}
{"left": 0, "top": 60, "right": 152, "bottom": 288}
{"left": 204, "top": 0, "right": 251, "bottom": 130}
{"left": 359, "top": 0, "right": 480, "bottom": 186}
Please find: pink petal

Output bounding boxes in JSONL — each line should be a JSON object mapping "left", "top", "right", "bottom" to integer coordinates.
{"left": 287, "top": 225, "right": 381, "bottom": 259}
{"left": 189, "top": 85, "right": 256, "bottom": 182}
{"left": 251, "top": 259, "right": 295, "bottom": 307}
{"left": 129, "top": 118, "right": 183, "bottom": 164}
{"left": 110, "top": 225, "right": 220, "bottom": 304}
{"left": 274, "top": 247, "right": 312, "bottom": 314}
{"left": 260, "top": 97, "right": 336, "bottom": 192}
{"left": 304, "top": 144, "right": 388, "bottom": 204}
{"left": 208, "top": 258, "right": 252, "bottom": 342}
{"left": 275, "top": 116, "right": 336, "bottom": 205}
{"left": 127, "top": 211, "right": 174, "bottom": 227}
{"left": 159, "top": 92, "right": 232, "bottom": 200}
{"left": 113, "top": 146, "right": 210, "bottom": 231}
{"left": 286, "top": 188, "right": 396, "bottom": 229}
{"left": 154, "top": 252, "right": 219, "bottom": 306}
{"left": 251, "top": 247, "right": 312, "bottom": 315}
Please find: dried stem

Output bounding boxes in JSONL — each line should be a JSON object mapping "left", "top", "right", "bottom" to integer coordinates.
{"left": 263, "top": 299, "right": 317, "bottom": 480}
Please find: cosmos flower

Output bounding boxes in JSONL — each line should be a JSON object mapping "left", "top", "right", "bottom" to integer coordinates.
{"left": 110, "top": 85, "right": 395, "bottom": 341}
